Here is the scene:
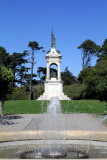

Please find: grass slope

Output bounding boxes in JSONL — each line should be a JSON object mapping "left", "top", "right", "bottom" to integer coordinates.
{"left": 3, "top": 100, "right": 107, "bottom": 114}
{"left": 3, "top": 100, "right": 48, "bottom": 114}
{"left": 61, "top": 100, "right": 107, "bottom": 113}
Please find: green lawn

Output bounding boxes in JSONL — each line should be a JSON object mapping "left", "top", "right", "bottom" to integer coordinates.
{"left": 61, "top": 100, "right": 107, "bottom": 113}
{"left": 3, "top": 100, "right": 48, "bottom": 114}
{"left": 3, "top": 100, "right": 107, "bottom": 114}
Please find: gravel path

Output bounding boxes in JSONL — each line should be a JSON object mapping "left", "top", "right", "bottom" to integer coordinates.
{"left": 0, "top": 114, "right": 107, "bottom": 132}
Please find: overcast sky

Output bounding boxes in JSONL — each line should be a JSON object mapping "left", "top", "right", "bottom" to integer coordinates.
{"left": 0, "top": 0, "right": 107, "bottom": 77}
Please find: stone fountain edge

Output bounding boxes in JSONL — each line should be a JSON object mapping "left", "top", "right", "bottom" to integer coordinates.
{"left": 0, "top": 130, "right": 107, "bottom": 142}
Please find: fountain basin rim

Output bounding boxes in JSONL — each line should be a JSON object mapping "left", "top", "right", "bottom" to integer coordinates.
{"left": 0, "top": 139, "right": 107, "bottom": 147}
{"left": 0, "top": 140, "right": 107, "bottom": 159}
{"left": 0, "top": 130, "right": 107, "bottom": 142}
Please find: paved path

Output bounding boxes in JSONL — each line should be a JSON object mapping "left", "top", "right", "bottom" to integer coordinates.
{"left": 0, "top": 114, "right": 107, "bottom": 132}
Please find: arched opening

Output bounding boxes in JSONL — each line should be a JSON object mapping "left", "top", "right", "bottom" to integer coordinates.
{"left": 50, "top": 63, "right": 58, "bottom": 79}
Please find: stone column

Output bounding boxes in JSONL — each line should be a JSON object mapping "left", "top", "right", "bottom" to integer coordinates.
{"left": 46, "top": 63, "right": 50, "bottom": 80}
{"left": 58, "top": 63, "right": 61, "bottom": 80}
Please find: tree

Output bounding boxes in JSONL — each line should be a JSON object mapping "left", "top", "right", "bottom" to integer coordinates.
{"left": 37, "top": 67, "right": 46, "bottom": 83}
{"left": 0, "top": 46, "right": 10, "bottom": 67}
{"left": 97, "top": 39, "right": 107, "bottom": 61}
{"left": 62, "top": 67, "right": 77, "bottom": 85}
{"left": 77, "top": 40, "right": 100, "bottom": 69}
{"left": 0, "top": 46, "right": 28, "bottom": 86}
{"left": 9, "top": 52, "right": 28, "bottom": 86}
{"left": 78, "top": 66, "right": 93, "bottom": 84}
{"left": 0, "top": 66, "right": 14, "bottom": 114}
{"left": 28, "top": 41, "right": 44, "bottom": 100}
{"left": 78, "top": 67, "right": 98, "bottom": 99}
{"left": 78, "top": 60, "right": 107, "bottom": 100}
{"left": 24, "top": 73, "right": 38, "bottom": 93}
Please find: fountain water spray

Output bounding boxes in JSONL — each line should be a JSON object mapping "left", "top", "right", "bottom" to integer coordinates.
{"left": 20, "top": 97, "right": 89, "bottom": 159}
{"left": 40, "top": 96, "right": 67, "bottom": 158}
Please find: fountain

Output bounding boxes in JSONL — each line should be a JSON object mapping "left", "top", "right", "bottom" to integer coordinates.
{"left": 20, "top": 97, "right": 89, "bottom": 159}
{"left": 0, "top": 97, "right": 107, "bottom": 158}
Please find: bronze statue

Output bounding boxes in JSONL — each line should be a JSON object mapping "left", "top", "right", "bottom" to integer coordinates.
{"left": 51, "top": 30, "right": 56, "bottom": 48}
{"left": 51, "top": 72, "right": 56, "bottom": 78}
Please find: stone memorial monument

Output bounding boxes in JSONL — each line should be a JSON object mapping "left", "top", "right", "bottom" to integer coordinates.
{"left": 37, "top": 31, "right": 70, "bottom": 100}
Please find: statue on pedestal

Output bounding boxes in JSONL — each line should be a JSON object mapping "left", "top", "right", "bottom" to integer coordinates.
{"left": 51, "top": 72, "right": 56, "bottom": 78}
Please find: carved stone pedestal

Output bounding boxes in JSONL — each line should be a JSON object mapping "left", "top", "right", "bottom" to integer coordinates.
{"left": 37, "top": 78, "right": 70, "bottom": 100}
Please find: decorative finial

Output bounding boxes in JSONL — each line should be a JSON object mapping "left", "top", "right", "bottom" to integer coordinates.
{"left": 51, "top": 29, "right": 56, "bottom": 48}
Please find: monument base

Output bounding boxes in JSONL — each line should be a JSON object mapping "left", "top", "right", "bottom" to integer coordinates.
{"left": 37, "top": 78, "right": 71, "bottom": 100}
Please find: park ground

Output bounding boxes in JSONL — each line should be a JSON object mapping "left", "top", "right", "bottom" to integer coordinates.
{"left": 1, "top": 100, "right": 107, "bottom": 133}
{"left": 0, "top": 114, "right": 107, "bottom": 133}
{"left": 3, "top": 100, "right": 107, "bottom": 114}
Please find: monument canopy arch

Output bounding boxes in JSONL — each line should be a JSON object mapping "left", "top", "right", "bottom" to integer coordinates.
{"left": 50, "top": 63, "right": 58, "bottom": 79}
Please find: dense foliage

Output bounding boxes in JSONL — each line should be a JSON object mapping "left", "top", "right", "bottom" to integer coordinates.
{"left": 64, "top": 83, "right": 86, "bottom": 99}
{"left": 7, "top": 87, "right": 28, "bottom": 100}
{"left": 62, "top": 67, "right": 77, "bottom": 85}
{"left": 78, "top": 39, "right": 107, "bottom": 101}
{"left": 97, "top": 39, "right": 107, "bottom": 61}
{"left": 81, "top": 60, "right": 107, "bottom": 100}
{"left": 77, "top": 40, "right": 100, "bottom": 69}
{"left": 0, "top": 65, "right": 14, "bottom": 100}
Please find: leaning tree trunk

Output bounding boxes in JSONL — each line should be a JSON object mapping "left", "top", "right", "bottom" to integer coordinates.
{"left": 0, "top": 101, "right": 3, "bottom": 116}
{"left": 29, "top": 50, "right": 34, "bottom": 100}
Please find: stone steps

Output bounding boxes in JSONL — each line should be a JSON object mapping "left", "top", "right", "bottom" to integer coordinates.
{"left": 37, "top": 93, "right": 71, "bottom": 100}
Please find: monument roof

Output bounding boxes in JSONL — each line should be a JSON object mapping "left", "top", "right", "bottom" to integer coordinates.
{"left": 46, "top": 48, "right": 61, "bottom": 57}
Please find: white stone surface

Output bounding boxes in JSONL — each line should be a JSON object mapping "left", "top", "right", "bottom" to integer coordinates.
{"left": 46, "top": 48, "right": 62, "bottom": 81}
{"left": 37, "top": 80, "right": 71, "bottom": 100}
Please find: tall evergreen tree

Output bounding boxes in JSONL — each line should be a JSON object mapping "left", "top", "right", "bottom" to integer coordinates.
{"left": 0, "top": 46, "right": 28, "bottom": 86}
{"left": 0, "top": 46, "right": 10, "bottom": 67}
{"left": 97, "top": 39, "right": 107, "bottom": 61}
{"left": 62, "top": 67, "right": 77, "bottom": 85}
{"left": 77, "top": 40, "right": 100, "bottom": 69}
{"left": 9, "top": 52, "right": 28, "bottom": 85}
{"left": 28, "top": 41, "right": 44, "bottom": 100}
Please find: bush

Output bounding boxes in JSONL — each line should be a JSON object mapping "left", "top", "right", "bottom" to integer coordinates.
{"left": 7, "top": 87, "right": 28, "bottom": 100}
{"left": 7, "top": 84, "right": 44, "bottom": 100}
{"left": 0, "top": 65, "right": 14, "bottom": 100}
{"left": 64, "top": 84, "right": 86, "bottom": 99}
{"left": 33, "top": 84, "right": 44, "bottom": 99}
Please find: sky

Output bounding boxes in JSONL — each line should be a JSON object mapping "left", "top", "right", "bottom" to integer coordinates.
{"left": 0, "top": 0, "right": 107, "bottom": 77}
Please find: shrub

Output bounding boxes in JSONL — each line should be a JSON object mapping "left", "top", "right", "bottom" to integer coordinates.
{"left": 33, "top": 84, "right": 44, "bottom": 99}
{"left": 7, "top": 87, "right": 28, "bottom": 100}
{"left": 64, "top": 83, "right": 86, "bottom": 99}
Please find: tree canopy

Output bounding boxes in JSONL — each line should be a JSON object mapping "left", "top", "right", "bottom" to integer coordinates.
{"left": 77, "top": 40, "right": 100, "bottom": 69}
{"left": 0, "top": 65, "right": 14, "bottom": 100}
{"left": 0, "top": 46, "right": 10, "bottom": 67}
{"left": 78, "top": 60, "right": 107, "bottom": 100}
{"left": 62, "top": 67, "right": 77, "bottom": 85}
{"left": 9, "top": 52, "right": 28, "bottom": 85}
{"left": 97, "top": 39, "right": 107, "bottom": 61}
{"left": 0, "top": 46, "right": 28, "bottom": 86}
